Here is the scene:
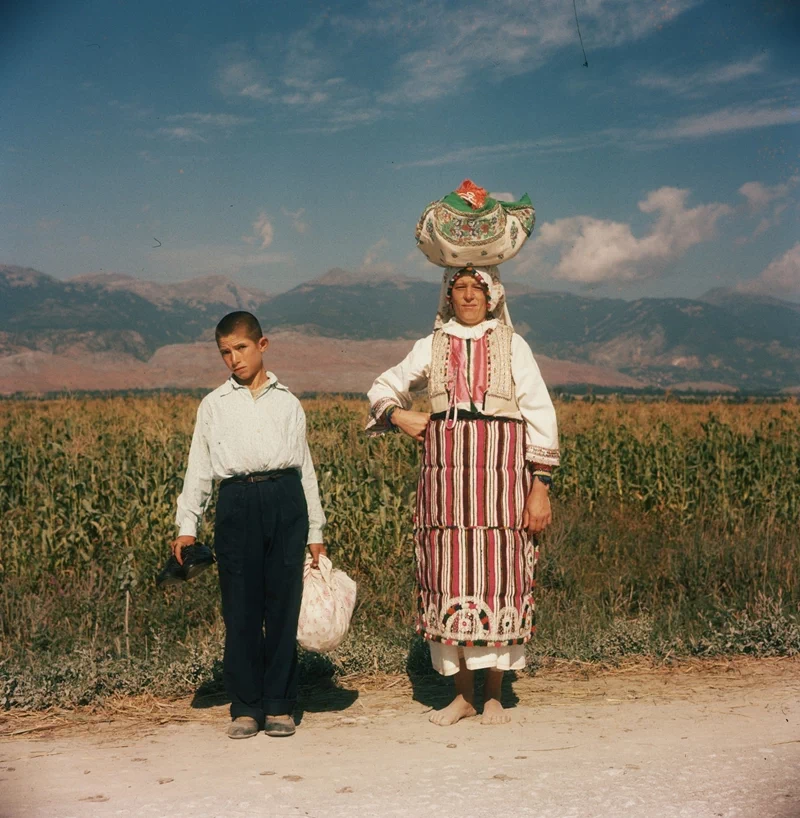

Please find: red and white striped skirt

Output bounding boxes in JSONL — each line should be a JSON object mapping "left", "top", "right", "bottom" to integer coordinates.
{"left": 414, "top": 417, "right": 537, "bottom": 647}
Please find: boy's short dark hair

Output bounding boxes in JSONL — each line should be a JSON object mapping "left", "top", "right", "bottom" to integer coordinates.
{"left": 215, "top": 311, "right": 264, "bottom": 343}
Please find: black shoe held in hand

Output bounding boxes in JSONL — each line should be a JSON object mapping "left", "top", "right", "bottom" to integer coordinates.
{"left": 156, "top": 542, "right": 216, "bottom": 589}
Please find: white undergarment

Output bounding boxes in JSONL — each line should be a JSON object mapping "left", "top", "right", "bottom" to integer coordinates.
{"left": 428, "top": 642, "right": 526, "bottom": 677}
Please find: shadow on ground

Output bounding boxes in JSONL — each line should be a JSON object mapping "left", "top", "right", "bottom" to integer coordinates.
{"left": 188, "top": 652, "right": 359, "bottom": 725}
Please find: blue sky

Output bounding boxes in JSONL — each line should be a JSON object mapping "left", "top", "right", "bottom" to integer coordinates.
{"left": 2, "top": 0, "right": 799, "bottom": 301}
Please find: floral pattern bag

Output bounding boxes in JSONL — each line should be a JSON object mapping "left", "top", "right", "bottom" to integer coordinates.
{"left": 297, "top": 554, "right": 357, "bottom": 653}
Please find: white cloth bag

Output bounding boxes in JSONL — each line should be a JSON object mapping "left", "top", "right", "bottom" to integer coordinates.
{"left": 296, "top": 554, "right": 357, "bottom": 653}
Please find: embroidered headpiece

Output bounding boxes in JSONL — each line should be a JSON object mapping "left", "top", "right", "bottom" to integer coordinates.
{"left": 415, "top": 182, "right": 535, "bottom": 268}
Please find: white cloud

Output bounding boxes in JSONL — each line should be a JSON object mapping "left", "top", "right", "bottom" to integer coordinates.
{"left": 217, "top": 59, "right": 273, "bottom": 101}
{"left": 400, "top": 100, "right": 800, "bottom": 166}
{"left": 214, "top": 39, "right": 381, "bottom": 132}
{"left": 366, "top": 0, "right": 699, "bottom": 105}
{"left": 281, "top": 207, "right": 309, "bottom": 234}
{"left": 735, "top": 176, "right": 799, "bottom": 242}
{"left": 759, "top": 243, "right": 800, "bottom": 296}
{"left": 157, "top": 244, "right": 293, "bottom": 277}
{"left": 252, "top": 212, "right": 274, "bottom": 248}
{"left": 282, "top": 91, "right": 329, "bottom": 106}
{"left": 396, "top": 136, "right": 598, "bottom": 168}
{"left": 208, "top": 0, "right": 699, "bottom": 136}
{"left": 157, "top": 127, "right": 206, "bottom": 142}
{"left": 521, "top": 187, "right": 732, "bottom": 283}
{"left": 359, "top": 238, "right": 397, "bottom": 275}
{"left": 36, "top": 218, "right": 62, "bottom": 231}
{"left": 660, "top": 102, "right": 800, "bottom": 140}
{"left": 166, "top": 112, "right": 254, "bottom": 127}
{"left": 737, "top": 243, "right": 800, "bottom": 300}
{"left": 149, "top": 113, "right": 254, "bottom": 144}
{"left": 637, "top": 55, "right": 769, "bottom": 97}
{"left": 289, "top": 105, "right": 383, "bottom": 134}
{"left": 489, "top": 191, "right": 515, "bottom": 202}
{"left": 739, "top": 177, "right": 799, "bottom": 212}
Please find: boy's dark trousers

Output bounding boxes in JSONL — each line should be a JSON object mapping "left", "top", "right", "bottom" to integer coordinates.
{"left": 214, "top": 472, "right": 308, "bottom": 723}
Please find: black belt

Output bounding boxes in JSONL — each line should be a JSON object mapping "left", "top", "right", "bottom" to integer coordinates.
{"left": 220, "top": 468, "right": 297, "bottom": 488}
{"left": 429, "top": 411, "right": 522, "bottom": 423}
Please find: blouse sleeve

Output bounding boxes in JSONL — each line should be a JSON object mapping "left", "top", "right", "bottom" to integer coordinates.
{"left": 365, "top": 334, "right": 433, "bottom": 435}
{"left": 511, "top": 334, "right": 560, "bottom": 466}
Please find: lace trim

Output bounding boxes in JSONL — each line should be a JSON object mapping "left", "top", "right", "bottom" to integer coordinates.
{"left": 370, "top": 397, "right": 400, "bottom": 420}
{"left": 428, "top": 329, "right": 450, "bottom": 400}
{"left": 365, "top": 397, "right": 402, "bottom": 436}
{"left": 526, "top": 444, "right": 560, "bottom": 466}
{"left": 486, "top": 324, "right": 514, "bottom": 402}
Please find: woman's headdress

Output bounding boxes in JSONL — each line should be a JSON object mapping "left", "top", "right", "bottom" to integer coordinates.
{"left": 415, "top": 180, "right": 535, "bottom": 269}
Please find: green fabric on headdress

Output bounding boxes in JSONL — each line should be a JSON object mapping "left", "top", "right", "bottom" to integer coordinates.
{"left": 440, "top": 192, "right": 533, "bottom": 215}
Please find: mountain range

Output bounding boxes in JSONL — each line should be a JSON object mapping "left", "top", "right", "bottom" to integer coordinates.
{"left": 2, "top": 264, "right": 799, "bottom": 394}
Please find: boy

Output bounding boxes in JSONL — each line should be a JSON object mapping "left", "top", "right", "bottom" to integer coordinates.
{"left": 172, "top": 310, "right": 326, "bottom": 739}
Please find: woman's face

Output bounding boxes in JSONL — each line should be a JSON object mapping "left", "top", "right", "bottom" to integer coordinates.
{"left": 450, "top": 274, "right": 489, "bottom": 326}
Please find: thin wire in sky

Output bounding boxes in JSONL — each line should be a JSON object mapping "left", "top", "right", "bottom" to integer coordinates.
{"left": 573, "top": 0, "right": 589, "bottom": 67}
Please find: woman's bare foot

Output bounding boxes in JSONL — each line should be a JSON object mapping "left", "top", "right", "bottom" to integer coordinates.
{"left": 429, "top": 694, "right": 478, "bottom": 726}
{"left": 481, "top": 697, "right": 511, "bottom": 725}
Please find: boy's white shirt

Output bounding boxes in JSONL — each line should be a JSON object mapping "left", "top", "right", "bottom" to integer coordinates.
{"left": 175, "top": 371, "right": 326, "bottom": 543}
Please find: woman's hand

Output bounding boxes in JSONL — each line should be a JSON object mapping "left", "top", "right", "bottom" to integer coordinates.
{"left": 171, "top": 535, "right": 196, "bottom": 566}
{"left": 523, "top": 480, "right": 552, "bottom": 536}
{"left": 308, "top": 543, "right": 327, "bottom": 569}
{"left": 390, "top": 408, "right": 431, "bottom": 442}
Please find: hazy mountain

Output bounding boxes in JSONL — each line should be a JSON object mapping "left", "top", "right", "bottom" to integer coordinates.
{"left": 69, "top": 271, "right": 270, "bottom": 310}
{"left": 700, "top": 286, "right": 800, "bottom": 314}
{"left": 2, "top": 265, "right": 799, "bottom": 392}
{"left": 0, "top": 265, "right": 272, "bottom": 358}
{"left": 258, "top": 277, "right": 800, "bottom": 390}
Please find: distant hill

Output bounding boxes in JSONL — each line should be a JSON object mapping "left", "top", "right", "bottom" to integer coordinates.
{"left": 1, "top": 265, "right": 799, "bottom": 393}
{"left": 0, "top": 265, "right": 273, "bottom": 358}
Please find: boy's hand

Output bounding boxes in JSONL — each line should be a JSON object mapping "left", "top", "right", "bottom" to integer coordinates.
{"left": 308, "top": 543, "right": 327, "bottom": 569}
{"left": 391, "top": 408, "right": 431, "bottom": 442}
{"left": 171, "top": 535, "right": 196, "bottom": 566}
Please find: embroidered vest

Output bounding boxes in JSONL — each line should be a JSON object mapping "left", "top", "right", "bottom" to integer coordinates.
{"left": 428, "top": 324, "right": 519, "bottom": 415}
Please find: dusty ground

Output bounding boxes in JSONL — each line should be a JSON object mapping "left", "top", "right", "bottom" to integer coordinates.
{"left": 1, "top": 659, "right": 799, "bottom": 818}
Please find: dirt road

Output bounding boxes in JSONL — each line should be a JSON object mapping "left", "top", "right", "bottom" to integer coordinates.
{"left": 2, "top": 660, "right": 799, "bottom": 818}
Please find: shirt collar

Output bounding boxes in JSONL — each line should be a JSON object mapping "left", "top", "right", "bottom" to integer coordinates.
{"left": 441, "top": 318, "right": 498, "bottom": 340}
{"left": 220, "top": 370, "right": 286, "bottom": 397}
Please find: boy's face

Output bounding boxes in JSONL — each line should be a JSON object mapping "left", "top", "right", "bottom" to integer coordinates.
{"left": 217, "top": 331, "right": 268, "bottom": 384}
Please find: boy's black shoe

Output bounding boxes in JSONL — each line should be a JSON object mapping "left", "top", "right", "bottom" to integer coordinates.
{"left": 156, "top": 543, "right": 216, "bottom": 588}
{"left": 264, "top": 715, "right": 296, "bottom": 737}
{"left": 227, "top": 717, "right": 260, "bottom": 739}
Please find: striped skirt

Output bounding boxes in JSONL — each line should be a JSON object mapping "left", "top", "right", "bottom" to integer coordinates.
{"left": 413, "top": 417, "right": 537, "bottom": 647}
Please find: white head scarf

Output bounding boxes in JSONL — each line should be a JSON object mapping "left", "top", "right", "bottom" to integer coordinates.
{"left": 434, "top": 265, "right": 513, "bottom": 330}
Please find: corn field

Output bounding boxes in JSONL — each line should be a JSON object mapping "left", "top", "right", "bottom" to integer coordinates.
{"left": 1, "top": 395, "right": 799, "bottom": 708}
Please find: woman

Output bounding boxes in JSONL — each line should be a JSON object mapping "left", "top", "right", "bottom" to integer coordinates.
{"left": 367, "top": 263, "right": 559, "bottom": 726}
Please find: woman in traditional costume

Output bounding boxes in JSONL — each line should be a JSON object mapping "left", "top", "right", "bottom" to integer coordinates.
{"left": 366, "top": 181, "right": 560, "bottom": 725}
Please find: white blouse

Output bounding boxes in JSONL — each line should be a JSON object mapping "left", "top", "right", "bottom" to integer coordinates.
{"left": 367, "top": 320, "right": 560, "bottom": 465}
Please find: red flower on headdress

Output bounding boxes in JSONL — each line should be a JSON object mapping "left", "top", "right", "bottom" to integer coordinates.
{"left": 455, "top": 179, "right": 488, "bottom": 210}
